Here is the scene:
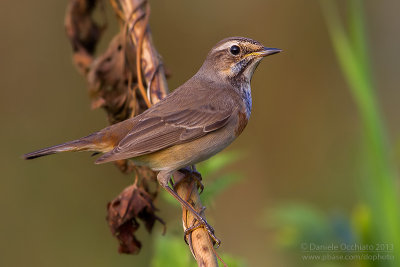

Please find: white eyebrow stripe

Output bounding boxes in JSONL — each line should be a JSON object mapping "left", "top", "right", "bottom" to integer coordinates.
{"left": 212, "top": 41, "right": 239, "bottom": 52}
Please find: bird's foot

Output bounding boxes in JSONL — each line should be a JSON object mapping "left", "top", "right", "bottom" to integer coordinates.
{"left": 174, "top": 166, "right": 204, "bottom": 194}
{"left": 183, "top": 208, "right": 221, "bottom": 248}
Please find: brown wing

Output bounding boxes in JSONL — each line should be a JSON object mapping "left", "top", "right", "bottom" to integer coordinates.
{"left": 95, "top": 107, "right": 231, "bottom": 163}
{"left": 95, "top": 78, "right": 237, "bottom": 164}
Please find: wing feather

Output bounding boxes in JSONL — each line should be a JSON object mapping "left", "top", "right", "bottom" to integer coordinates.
{"left": 95, "top": 79, "right": 238, "bottom": 164}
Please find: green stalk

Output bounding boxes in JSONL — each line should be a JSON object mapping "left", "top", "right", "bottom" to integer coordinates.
{"left": 320, "top": 1, "right": 400, "bottom": 265}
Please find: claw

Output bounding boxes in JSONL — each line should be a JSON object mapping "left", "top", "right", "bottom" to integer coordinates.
{"left": 190, "top": 165, "right": 204, "bottom": 194}
{"left": 174, "top": 167, "right": 204, "bottom": 194}
{"left": 191, "top": 172, "right": 204, "bottom": 194}
{"left": 183, "top": 217, "right": 221, "bottom": 248}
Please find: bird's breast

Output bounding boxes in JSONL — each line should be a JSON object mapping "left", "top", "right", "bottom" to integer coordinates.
{"left": 235, "top": 110, "right": 249, "bottom": 137}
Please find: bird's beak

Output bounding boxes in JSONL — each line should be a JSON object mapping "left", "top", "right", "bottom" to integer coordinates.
{"left": 257, "top": 47, "right": 282, "bottom": 57}
{"left": 247, "top": 47, "right": 282, "bottom": 58}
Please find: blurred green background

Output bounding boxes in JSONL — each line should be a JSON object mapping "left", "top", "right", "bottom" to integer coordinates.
{"left": 1, "top": 0, "right": 399, "bottom": 266}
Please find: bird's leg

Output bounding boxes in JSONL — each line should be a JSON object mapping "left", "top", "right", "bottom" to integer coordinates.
{"left": 157, "top": 171, "right": 220, "bottom": 247}
{"left": 173, "top": 166, "right": 204, "bottom": 194}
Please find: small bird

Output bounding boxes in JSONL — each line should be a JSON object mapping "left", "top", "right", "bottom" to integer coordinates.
{"left": 24, "top": 36, "right": 281, "bottom": 243}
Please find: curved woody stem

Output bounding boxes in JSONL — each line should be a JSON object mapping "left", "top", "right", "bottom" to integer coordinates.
{"left": 65, "top": 0, "right": 219, "bottom": 265}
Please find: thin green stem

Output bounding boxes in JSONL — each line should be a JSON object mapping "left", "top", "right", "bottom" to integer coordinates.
{"left": 320, "top": 2, "right": 400, "bottom": 265}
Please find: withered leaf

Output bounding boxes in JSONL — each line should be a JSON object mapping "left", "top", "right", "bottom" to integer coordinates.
{"left": 87, "top": 33, "right": 138, "bottom": 124}
{"left": 115, "top": 218, "right": 141, "bottom": 254}
{"left": 65, "top": 0, "right": 105, "bottom": 74}
{"left": 107, "top": 183, "right": 164, "bottom": 254}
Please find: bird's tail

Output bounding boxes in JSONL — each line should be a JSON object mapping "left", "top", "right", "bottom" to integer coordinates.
{"left": 23, "top": 133, "right": 106, "bottom": 160}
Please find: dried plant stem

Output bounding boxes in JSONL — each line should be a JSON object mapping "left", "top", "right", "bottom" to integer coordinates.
{"left": 112, "top": 0, "right": 168, "bottom": 105}
{"left": 135, "top": 2, "right": 152, "bottom": 107}
{"left": 175, "top": 175, "right": 219, "bottom": 267}
{"left": 112, "top": 0, "right": 218, "bottom": 265}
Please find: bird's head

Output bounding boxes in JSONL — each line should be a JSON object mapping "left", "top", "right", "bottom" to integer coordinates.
{"left": 199, "top": 37, "right": 281, "bottom": 85}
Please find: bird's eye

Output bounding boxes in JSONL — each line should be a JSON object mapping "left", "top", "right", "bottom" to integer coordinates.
{"left": 230, "top": 45, "right": 240, "bottom": 55}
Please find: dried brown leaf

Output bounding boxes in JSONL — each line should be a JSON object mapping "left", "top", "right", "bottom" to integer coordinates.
{"left": 65, "top": 0, "right": 105, "bottom": 74}
{"left": 107, "top": 183, "right": 164, "bottom": 254}
{"left": 87, "top": 34, "right": 134, "bottom": 119}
